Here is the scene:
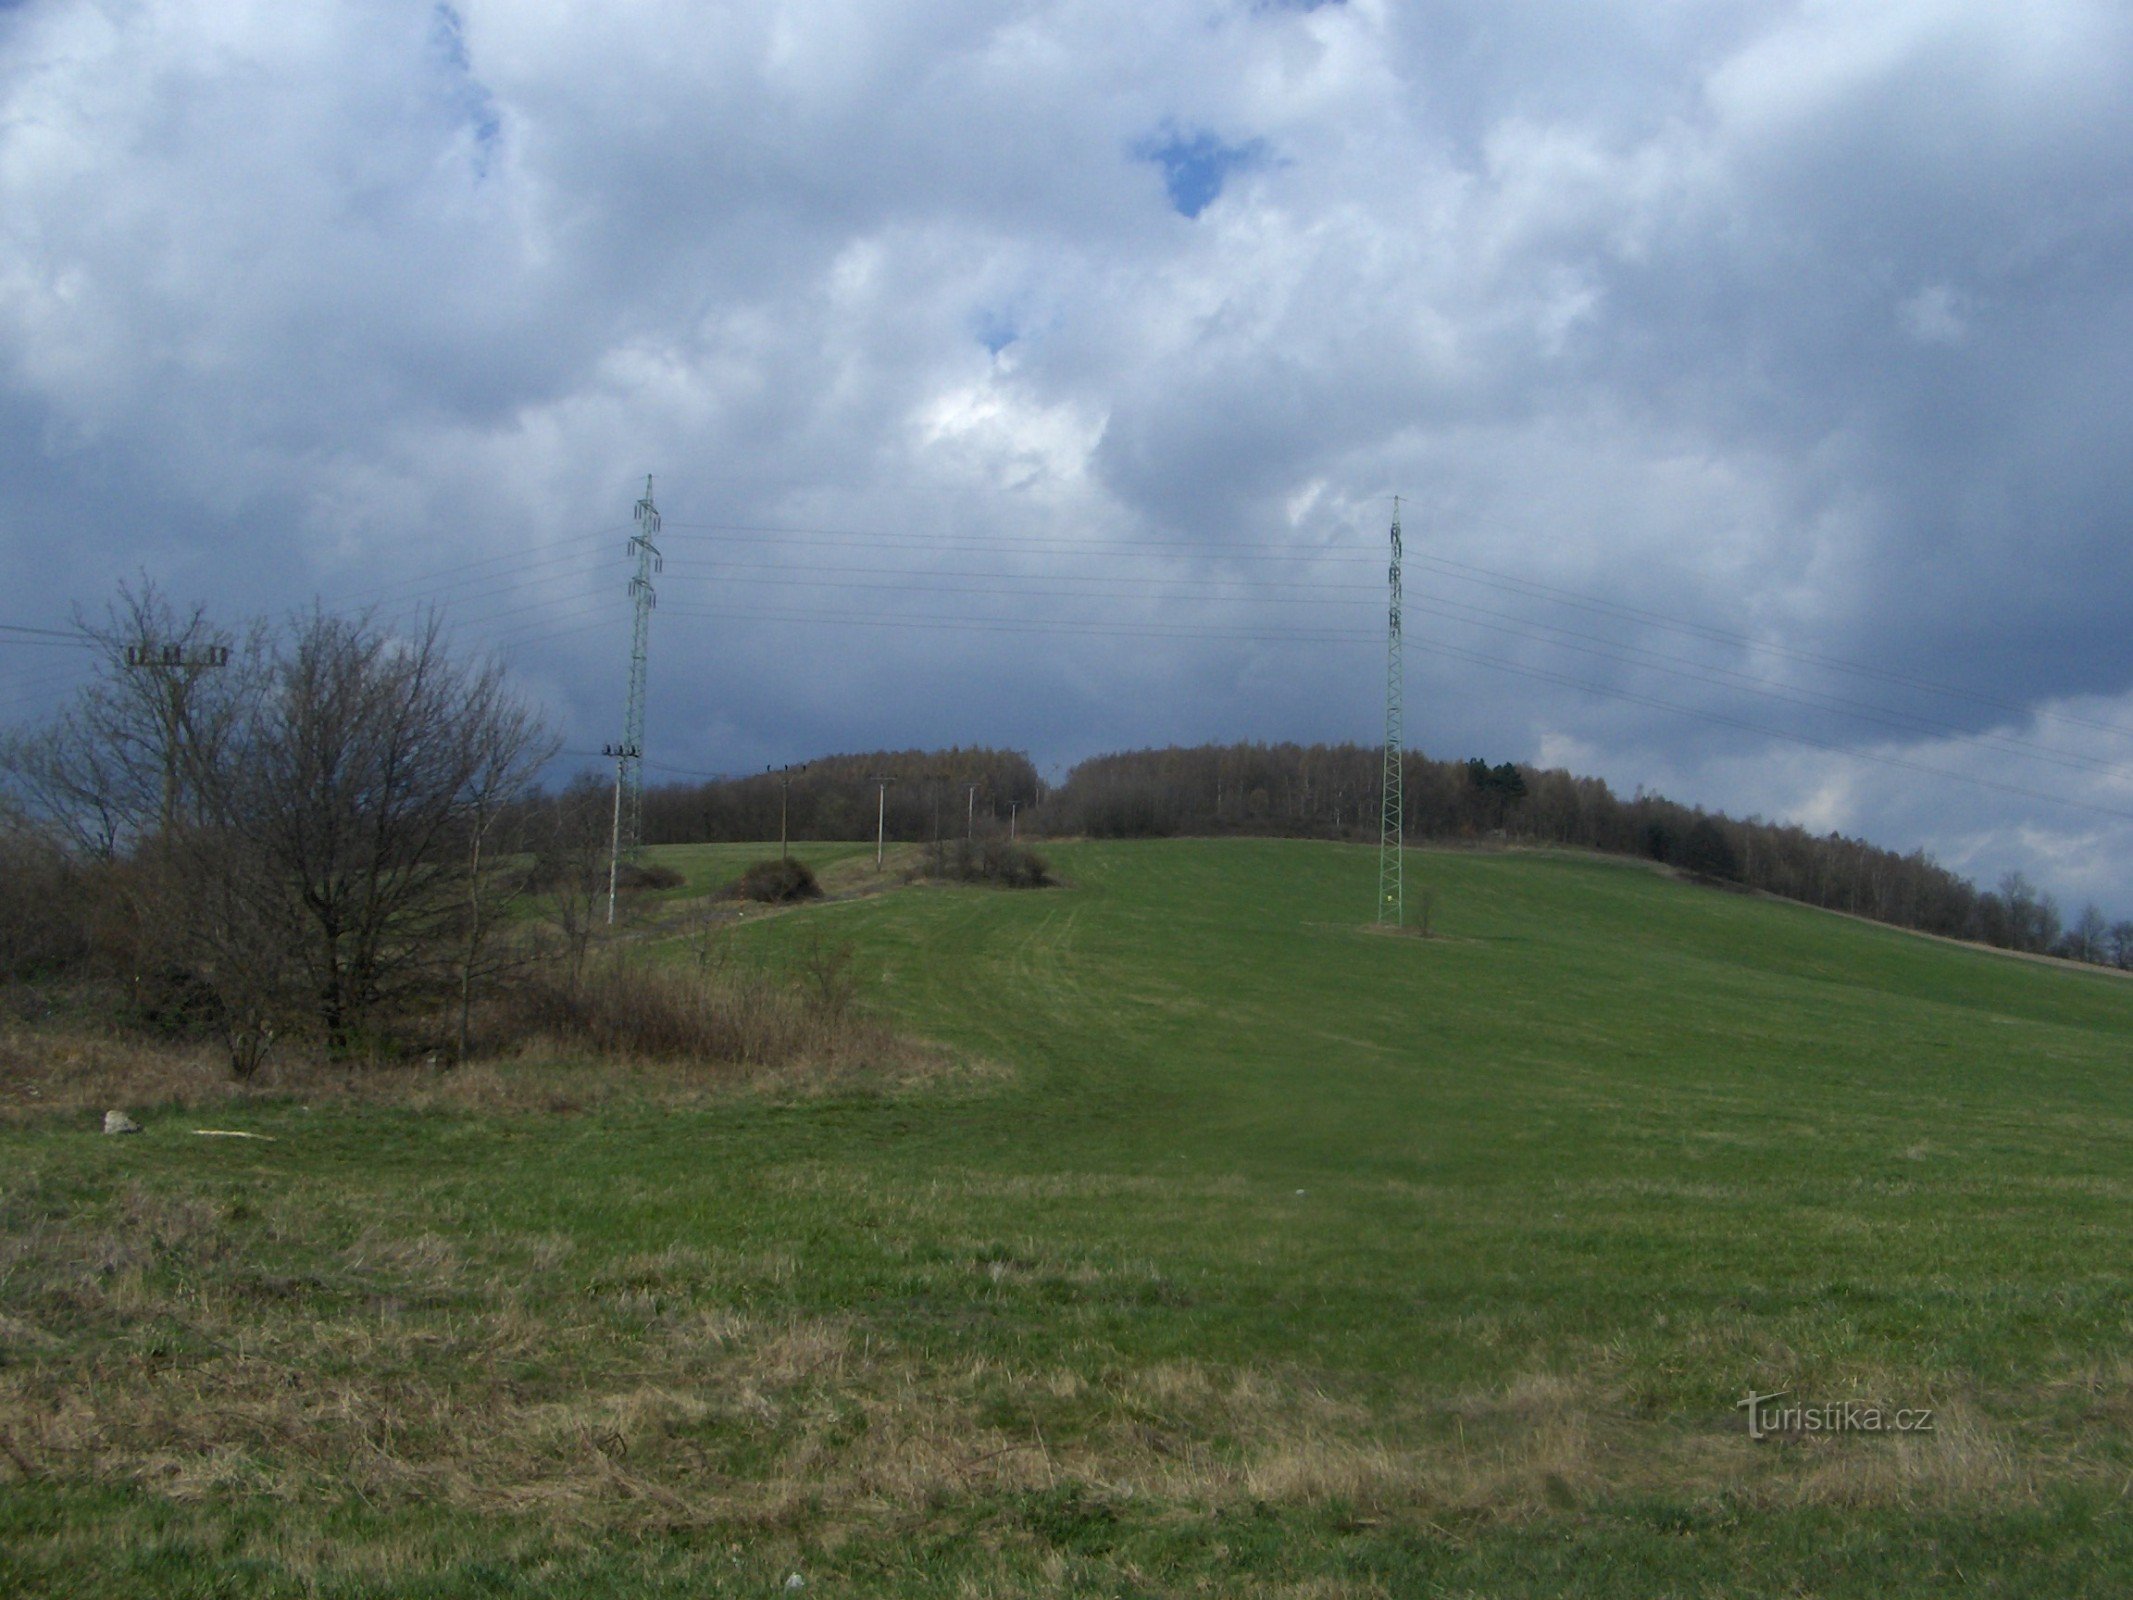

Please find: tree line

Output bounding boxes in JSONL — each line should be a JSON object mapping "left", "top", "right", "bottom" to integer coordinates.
{"left": 1037, "top": 741, "right": 2127, "bottom": 965}
{"left": 640, "top": 738, "right": 2127, "bottom": 965}
{"left": 641, "top": 747, "right": 1045, "bottom": 847}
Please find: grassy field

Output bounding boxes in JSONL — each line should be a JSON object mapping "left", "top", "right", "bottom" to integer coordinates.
{"left": 6, "top": 838, "right": 2133, "bottom": 1595}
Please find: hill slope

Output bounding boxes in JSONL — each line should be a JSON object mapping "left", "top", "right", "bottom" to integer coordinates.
{"left": 6, "top": 839, "right": 2133, "bottom": 1596}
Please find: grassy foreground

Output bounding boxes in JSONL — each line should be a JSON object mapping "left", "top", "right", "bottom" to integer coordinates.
{"left": 6, "top": 838, "right": 2133, "bottom": 1595}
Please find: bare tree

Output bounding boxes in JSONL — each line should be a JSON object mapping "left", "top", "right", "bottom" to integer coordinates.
{"left": 177, "top": 825, "right": 304, "bottom": 1079}
{"left": 1998, "top": 873, "right": 2057, "bottom": 954}
{"left": 182, "top": 608, "right": 551, "bottom": 1053}
{"left": 0, "top": 722, "right": 129, "bottom": 861}
{"left": 2108, "top": 921, "right": 2133, "bottom": 971}
{"left": 2072, "top": 902, "right": 2111, "bottom": 965}
{"left": 2, "top": 587, "right": 271, "bottom": 1026}
{"left": 0, "top": 805, "right": 89, "bottom": 983}
{"left": 535, "top": 772, "right": 614, "bottom": 994}
{"left": 453, "top": 688, "right": 554, "bottom": 1060}
{"left": 0, "top": 583, "right": 259, "bottom": 858}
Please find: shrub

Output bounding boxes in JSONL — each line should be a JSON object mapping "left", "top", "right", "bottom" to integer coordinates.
{"left": 926, "top": 837, "right": 1054, "bottom": 888}
{"left": 727, "top": 857, "right": 822, "bottom": 903}
{"left": 509, "top": 954, "right": 877, "bottom": 1068}
{"left": 981, "top": 839, "right": 1053, "bottom": 887}
{"left": 129, "top": 962, "right": 226, "bottom": 1042}
{"left": 613, "top": 860, "right": 685, "bottom": 892}
{"left": 0, "top": 832, "right": 91, "bottom": 982}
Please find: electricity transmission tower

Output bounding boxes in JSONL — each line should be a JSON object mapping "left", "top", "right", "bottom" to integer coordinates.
{"left": 1378, "top": 498, "right": 1404, "bottom": 926}
{"left": 605, "top": 475, "right": 661, "bottom": 923}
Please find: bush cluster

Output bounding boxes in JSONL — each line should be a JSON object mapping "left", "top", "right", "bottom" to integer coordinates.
{"left": 0, "top": 832, "right": 91, "bottom": 983}
{"left": 511, "top": 956, "right": 852, "bottom": 1066}
{"left": 1, "top": 588, "right": 557, "bottom": 1076}
{"left": 0, "top": 586, "right": 924, "bottom": 1088}
{"left": 925, "top": 837, "right": 1054, "bottom": 888}
{"left": 613, "top": 860, "right": 685, "bottom": 892}
{"left": 726, "top": 858, "right": 822, "bottom": 903}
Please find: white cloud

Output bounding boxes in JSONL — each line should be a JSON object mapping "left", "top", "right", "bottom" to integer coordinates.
{"left": 3, "top": 0, "right": 2133, "bottom": 910}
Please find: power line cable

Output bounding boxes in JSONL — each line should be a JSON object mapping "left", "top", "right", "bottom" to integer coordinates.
{"left": 47, "top": 507, "right": 2129, "bottom": 750}
{"left": 660, "top": 518, "right": 2133, "bottom": 742}
{"left": 641, "top": 563, "right": 2126, "bottom": 778}
{"left": 1407, "top": 551, "right": 2133, "bottom": 744}
{"left": 645, "top": 600, "right": 2133, "bottom": 826}
{"left": 0, "top": 622, "right": 89, "bottom": 642}
{"left": 311, "top": 525, "right": 630, "bottom": 612}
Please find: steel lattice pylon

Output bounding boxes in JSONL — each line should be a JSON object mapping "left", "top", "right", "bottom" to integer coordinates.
{"left": 605, "top": 476, "right": 661, "bottom": 924}
{"left": 619, "top": 475, "right": 661, "bottom": 855}
{"left": 1378, "top": 499, "right": 1404, "bottom": 926}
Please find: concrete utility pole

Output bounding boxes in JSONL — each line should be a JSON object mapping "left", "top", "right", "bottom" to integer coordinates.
{"left": 123, "top": 639, "right": 229, "bottom": 835}
{"left": 966, "top": 783, "right": 978, "bottom": 843}
{"left": 870, "top": 774, "right": 895, "bottom": 870}
{"left": 1010, "top": 800, "right": 1018, "bottom": 840}
{"left": 771, "top": 764, "right": 806, "bottom": 861}
{"left": 603, "top": 740, "right": 635, "bottom": 926}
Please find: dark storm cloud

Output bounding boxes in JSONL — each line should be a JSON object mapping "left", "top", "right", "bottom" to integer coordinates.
{"left": 4, "top": 0, "right": 2133, "bottom": 906}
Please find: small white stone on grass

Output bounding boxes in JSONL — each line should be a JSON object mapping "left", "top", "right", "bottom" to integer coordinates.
{"left": 103, "top": 1110, "right": 141, "bottom": 1135}
{"left": 785, "top": 1575, "right": 806, "bottom": 1591}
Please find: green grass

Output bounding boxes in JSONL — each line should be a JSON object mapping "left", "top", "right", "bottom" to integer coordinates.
{"left": 7, "top": 838, "right": 2133, "bottom": 1595}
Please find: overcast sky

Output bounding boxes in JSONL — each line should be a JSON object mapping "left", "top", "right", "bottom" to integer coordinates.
{"left": 4, "top": 0, "right": 2133, "bottom": 908}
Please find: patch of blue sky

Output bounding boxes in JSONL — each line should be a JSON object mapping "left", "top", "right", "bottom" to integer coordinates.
{"left": 974, "top": 309, "right": 1019, "bottom": 355}
{"left": 1135, "top": 125, "right": 1270, "bottom": 219}
{"left": 431, "top": 4, "right": 501, "bottom": 171}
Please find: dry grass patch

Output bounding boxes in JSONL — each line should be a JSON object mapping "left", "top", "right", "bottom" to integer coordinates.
{"left": 0, "top": 1022, "right": 233, "bottom": 1121}
{"left": 815, "top": 845, "right": 923, "bottom": 897}
{"left": 1782, "top": 1400, "right": 2033, "bottom": 1509}
{"left": 0, "top": 1168, "right": 2113, "bottom": 1546}
{"left": 0, "top": 1301, "right": 2093, "bottom": 1541}
{"left": 0, "top": 996, "right": 956, "bottom": 1129}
